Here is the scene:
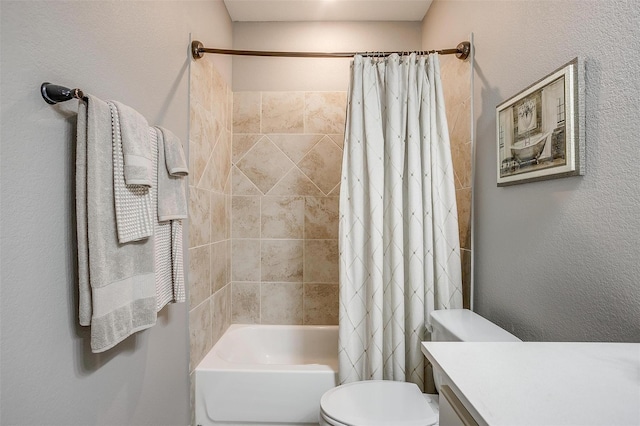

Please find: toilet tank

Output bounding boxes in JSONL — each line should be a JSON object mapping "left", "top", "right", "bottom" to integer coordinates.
{"left": 430, "top": 309, "right": 521, "bottom": 342}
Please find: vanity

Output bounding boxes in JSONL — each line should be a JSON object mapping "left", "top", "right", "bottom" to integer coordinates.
{"left": 421, "top": 342, "right": 640, "bottom": 425}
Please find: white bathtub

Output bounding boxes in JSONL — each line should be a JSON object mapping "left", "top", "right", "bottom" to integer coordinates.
{"left": 195, "top": 324, "right": 339, "bottom": 426}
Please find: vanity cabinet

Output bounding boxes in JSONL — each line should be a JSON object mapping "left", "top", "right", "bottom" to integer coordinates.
{"left": 422, "top": 342, "right": 640, "bottom": 426}
{"left": 438, "top": 385, "right": 478, "bottom": 426}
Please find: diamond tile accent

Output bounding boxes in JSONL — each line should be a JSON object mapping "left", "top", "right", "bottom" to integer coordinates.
{"left": 298, "top": 136, "right": 343, "bottom": 194}
{"left": 268, "top": 134, "right": 323, "bottom": 164}
{"left": 233, "top": 134, "right": 262, "bottom": 163}
{"left": 236, "top": 136, "right": 294, "bottom": 194}
{"left": 268, "top": 167, "right": 323, "bottom": 196}
{"left": 231, "top": 166, "right": 262, "bottom": 196}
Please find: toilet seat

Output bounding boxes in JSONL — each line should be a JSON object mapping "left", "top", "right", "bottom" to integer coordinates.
{"left": 319, "top": 381, "right": 438, "bottom": 426}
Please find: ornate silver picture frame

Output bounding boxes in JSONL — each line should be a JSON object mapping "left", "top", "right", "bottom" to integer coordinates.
{"left": 496, "top": 58, "right": 585, "bottom": 186}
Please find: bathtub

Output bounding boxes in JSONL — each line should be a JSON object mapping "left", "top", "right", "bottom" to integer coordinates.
{"left": 195, "top": 324, "right": 339, "bottom": 426}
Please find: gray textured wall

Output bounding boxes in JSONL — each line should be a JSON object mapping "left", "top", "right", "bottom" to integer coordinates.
{"left": 422, "top": 0, "right": 640, "bottom": 342}
{"left": 0, "top": 2, "right": 231, "bottom": 424}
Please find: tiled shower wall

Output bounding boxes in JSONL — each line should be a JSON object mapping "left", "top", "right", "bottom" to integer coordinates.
{"left": 188, "top": 57, "right": 233, "bottom": 373}
{"left": 187, "top": 56, "right": 472, "bottom": 370}
{"left": 440, "top": 55, "right": 473, "bottom": 309}
{"left": 230, "top": 92, "right": 346, "bottom": 325}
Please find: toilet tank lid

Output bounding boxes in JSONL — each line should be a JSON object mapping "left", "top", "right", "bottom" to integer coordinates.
{"left": 430, "top": 309, "right": 521, "bottom": 342}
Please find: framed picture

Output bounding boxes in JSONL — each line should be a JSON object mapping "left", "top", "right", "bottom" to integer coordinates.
{"left": 496, "top": 58, "right": 585, "bottom": 186}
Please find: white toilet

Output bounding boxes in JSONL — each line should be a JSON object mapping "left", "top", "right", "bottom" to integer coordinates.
{"left": 319, "top": 309, "right": 521, "bottom": 426}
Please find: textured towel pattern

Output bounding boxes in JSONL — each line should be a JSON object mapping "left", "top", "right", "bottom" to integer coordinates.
{"left": 171, "top": 222, "right": 185, "bottom": 303}
{"left": 150, "top": 128, "right": 186, "bottom": 311}
{"left": 76, "top": 95, "right": 157, "bottom": 353}
{"left": 109, "top": 102, "right": 153, "bottom": 243}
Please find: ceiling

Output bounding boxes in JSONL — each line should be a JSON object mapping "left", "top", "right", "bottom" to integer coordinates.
{"left": 223, "top": 0, "right": 434, "bottom": 22}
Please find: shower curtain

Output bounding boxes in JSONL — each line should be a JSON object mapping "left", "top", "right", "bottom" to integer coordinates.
{"left": 338, "top": 53, "right": 462, "bottom": 391}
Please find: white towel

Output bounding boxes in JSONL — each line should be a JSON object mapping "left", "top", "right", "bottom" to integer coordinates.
{"left": 109, "top": 102, "right": 153, "bottom": 243}
{"left": 155, "top": 127, "right": 188, "bottom": 221}
{"left": 112, "top": 101, "right": 153, "bottom": 186}
{"left": 150, "top": 128, "right": 186, "bottom": 311}
{"left": 76, "top": 95, "right": 157, "bottom": 353}
{"left": 159, "top": 126, "right": 188, "bottom": 176}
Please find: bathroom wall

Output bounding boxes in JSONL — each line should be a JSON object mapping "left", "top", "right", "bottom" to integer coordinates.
{"left": 0, "top": 1, "right": 232, "bottom": 425}
{"left": 230, "top": 91, "right": 346, "bottom": 324}
{"left": 422, "top": 0, "right": 640, "bottom": 341}
{"left": 188, "top": 56, "right": 233, "bottom": 370}
{"left": 232, "top": 21, "right": 423, "bottom": 91}
{"left": 229, "top": 23, "right": 418, "bottom": 324}
{"left": 438, "top": 54, "right": 473, "bottom": 308}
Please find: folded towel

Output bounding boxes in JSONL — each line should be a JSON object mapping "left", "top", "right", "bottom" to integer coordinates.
{"left": 113, "top": 101, "right": 153, "bottom": 187}
{"left": 109, "top": 101, "right": 153, "bottom": 243}
{"left": 150, "top": 128, "right": 186, "bottom": 311}
{"left": 158, "top": 126, "right": 188, "bottom": 177}
{"left": 155, "top": 127, "right": 188, "bottom": 221}
{"left": 77, "top": 95, "right": 157, "bottom": 353}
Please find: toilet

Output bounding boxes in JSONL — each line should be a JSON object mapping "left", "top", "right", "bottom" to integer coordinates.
{"left": 319, "top": 309, "right": 521, "bottom": 426}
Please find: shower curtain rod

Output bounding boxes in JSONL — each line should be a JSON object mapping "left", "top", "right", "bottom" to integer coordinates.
{"left": 191, "top": 40, "right": 471, "bottom": 61}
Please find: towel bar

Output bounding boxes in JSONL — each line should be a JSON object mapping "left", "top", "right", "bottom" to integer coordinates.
{"left": 41, "top": 82, "right": 85, "bottom": 105}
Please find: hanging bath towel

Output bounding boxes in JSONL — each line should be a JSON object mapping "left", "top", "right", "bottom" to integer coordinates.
{"left": 76, "top": 95, "right": 157, "bottom": 353}
{"left": 152, "top": 127, "right": 187, "bottom": 311}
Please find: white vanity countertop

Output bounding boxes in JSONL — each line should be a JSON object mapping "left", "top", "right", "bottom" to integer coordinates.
{"left": 421, "top": 342, "right": 640, "bottom": 426}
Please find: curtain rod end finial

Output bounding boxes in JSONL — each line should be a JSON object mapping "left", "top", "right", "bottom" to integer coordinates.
{"left": 192, "top": 40, "right": 204, "bottom": 60}
{"left": 456, "top": 42, "right": 471, "bottom": 60}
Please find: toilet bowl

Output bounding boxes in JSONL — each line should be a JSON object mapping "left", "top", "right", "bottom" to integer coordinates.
{"left": 319, "top": 381, "right": 439, "bottom": 426}
{"left": 319, "top": 309, "right": 521, "bottom": 426}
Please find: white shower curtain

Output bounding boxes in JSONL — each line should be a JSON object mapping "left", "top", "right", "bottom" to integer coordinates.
{"left": 338, "top": 53, "right": 462, "bottom": 391}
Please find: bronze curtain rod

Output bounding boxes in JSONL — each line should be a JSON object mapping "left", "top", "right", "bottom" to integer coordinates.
{"left": 191, "top": 40, "right": 471, "bottom": 60}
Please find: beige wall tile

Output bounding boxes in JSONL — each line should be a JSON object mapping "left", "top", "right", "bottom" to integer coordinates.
{"left": 232, "top": 239, "right": 261, "bottom": 282}
{"left": 200, "top": 129, "right": 231, "bottom": 193}
{"left": 305, "top": 92, "right": 347, "bottom": 134}
{"left": 327, "top": 183, "right": 341, "bottom": 196}
{"left": 268, "top": 134, "right": 323, "bottom": 164}
{"left": 189, "top": 300, "right": 211, "bottom": 371}
{"left": 267, "top": 168, "right": 324, "bottom": 196}
{"left": 261, "top": 282, "right": 303, "bottom": 325}
{"left": 232, "top": 196, "right": 261, "bottom": 238}
{"left": 262, "top": 92, "right": 305, "bottom": 133}
{"left": 190, "top": 103, "right": 221, "bottom": 187}
{"left": 226, "top": 239, "right": 232, "bottom": 284}
{"left": 456, "top": 188, "right": 471, "bottom": 250}
{"left": 190, "top": 57, "right": 213, "bottom": 112}
{"left": 227, "top": 86, "right": 233, "bottom": 132}
{"left": 304, "top": 283, "right": 339, "bottom": 325}
{"left": 210, "top": 192, "right": 226, "bottom": 243}
{"left": 236, "top": 136, "right": 294, "bottom": 194}
{"left": 440, "top": 56, "right": 471, "bottom": 110}
{"left": 449, "top": 99, "right": 472, "bottom": 190}
{"left": 304, "top": 197, "right": 339, "bottom": 239}
{"left": 233, "top": 134, "right": 261, "bottom": 163}
{"left": 188, "top": 246, "right": 210, "bottom": 310}
{"left": 189, "top": 186, "right": 210, "bottom": 247}
{"left": 232, "top": 166, "right": 263, "bottom": 196}
{"left": 233, "top": 92, "right": 261, "bottom": 134}
{"left": 304, "top": 239, "right": 338, "bottom": 283}
{"left": 297, "top": 136, "right": 343, "bottom": 194}
{"left": 231, "top": 282, "right": 260, "bottom": 324}
{"left": 261, "top": 239, "right": 303, "bottom": 282}
{"left": 211, "top": 241, "right": 228, "bottom": 294}
{"left": 461, "top": 249, "right": 471, "bottom": 310}
{"left": 327, "top": 134, "right": 345, "bottom": 149}
{"left": 261, "top": 196, "right": 304, "bottom": 239}
{"left": 211, "top": 67, "right": 228, "bottom": 132}
{"left": 211, "top": 285, "right": 231, "bottom": 346}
